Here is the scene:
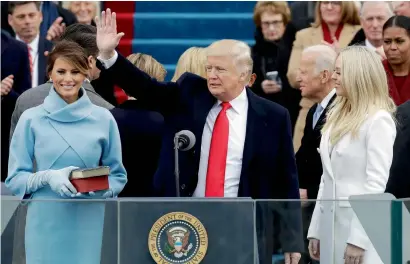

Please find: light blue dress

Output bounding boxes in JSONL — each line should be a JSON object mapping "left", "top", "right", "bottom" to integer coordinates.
{"left": 6, "top": 87, "right": 127, "bottom": 264}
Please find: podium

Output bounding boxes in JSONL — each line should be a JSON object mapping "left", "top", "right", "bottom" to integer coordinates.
{"left": 1, "top": 198, "right": 256, "bottom": 264}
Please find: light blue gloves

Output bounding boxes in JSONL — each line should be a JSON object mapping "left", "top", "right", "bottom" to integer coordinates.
{"left": 26, "top": 166, "right": 79, "bottom": 198}
{"left": 26, "top": 166, "right": 113, "bottom": 198}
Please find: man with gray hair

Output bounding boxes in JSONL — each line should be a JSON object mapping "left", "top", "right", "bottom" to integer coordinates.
{"left": 295, "top": 45, "right": 337, "bottom": 264}
{"left": 96, "top": 8, "right": 303, "bottom": 264}
{"left": 349, "top": 1, "right": 393, "bottom": 57}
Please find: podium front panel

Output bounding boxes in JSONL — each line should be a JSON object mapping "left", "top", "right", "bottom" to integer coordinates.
{"left": 119, "top": 198, "right": 255, "bottom": 264}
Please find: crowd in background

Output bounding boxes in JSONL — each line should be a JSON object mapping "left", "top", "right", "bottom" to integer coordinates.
{"left": 1, "top": 1, "right": 410, "bottom": 264}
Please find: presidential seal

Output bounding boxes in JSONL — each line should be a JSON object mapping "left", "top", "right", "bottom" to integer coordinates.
{"left": 148, "top": 212, "right": 208, "bottom": 264}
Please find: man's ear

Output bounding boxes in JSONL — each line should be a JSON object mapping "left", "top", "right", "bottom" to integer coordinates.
{"left": 87, "top": 55, "right": 94, "bottom": 68}
{"left": 8, "top": 14, "right": 14, "bottom": 29}
{"left": 321, "top": 70, "right": 330, "bottom": 84}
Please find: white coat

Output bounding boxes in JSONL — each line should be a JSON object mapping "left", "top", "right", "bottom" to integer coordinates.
{"left": 307, "top": 110, "right": 396, "bottom": 264}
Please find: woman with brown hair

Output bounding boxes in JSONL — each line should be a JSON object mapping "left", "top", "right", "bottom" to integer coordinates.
{"left": 6, "top": 40, "right": 127, "bottom": 264}
{"left": 287, "top": 1, "right": 361, "bottom": 152}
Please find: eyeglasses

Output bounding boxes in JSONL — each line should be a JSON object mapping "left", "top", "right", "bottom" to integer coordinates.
{"left": 321, "top": 1, "right": 342, "bottom": 7}
{"left": 261, "top": 20, "right": 284, "bottom": 28}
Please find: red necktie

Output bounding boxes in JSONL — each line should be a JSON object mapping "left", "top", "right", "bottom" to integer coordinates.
{"left": 205, "top": 102, "right": 231, "bottom": 197}
{"left": 27, "top": 45, "right": 33, "bottom": 81}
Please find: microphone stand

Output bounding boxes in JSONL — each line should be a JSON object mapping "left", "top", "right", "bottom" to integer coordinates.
{"left": 173, "top": 135, "right": 180, "bottom": 197}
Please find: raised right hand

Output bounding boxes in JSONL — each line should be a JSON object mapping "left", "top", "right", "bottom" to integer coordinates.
{"left": 308, "top": 238, "right": 320, "bottom": 260}
{"left": 95, "top": 8, "right": 125, "bottom": 60}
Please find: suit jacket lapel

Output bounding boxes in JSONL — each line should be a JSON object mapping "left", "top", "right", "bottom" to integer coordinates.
{"left": 1, "top": 37, "right": 8, "bottom": 55}
{"left": 238, "top": 89, "right": 268, "bottom": 196}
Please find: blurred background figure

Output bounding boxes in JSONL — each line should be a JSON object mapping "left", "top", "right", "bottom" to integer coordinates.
{"left": 382, "top": 15, "right": 410, "bottom": 106}
{"left": 64, "top": 1, "right": 99, "bottom": 26}
{"left": 308, "top": 46, "right": 396, "bottom": 264}
{"left": 127, "top": 53, "right": 167, "bottom": 82}
{"left": 392, "top": 1, "right": 410, "bottom": 17}
{"left": 7, "top": 1, "right": 54, "bottom": 88}
{"left": 1, "top": 29, "right": 31, "bottom": 183}
{"left": 386, "top": 99, "right": 410, "bottom": 199}
{"left": 171, "top": 47, "right": 207, "bottom": 81}
{"left": 251, "top": 1, "right": 301, "bottom": 134}
{"left": 287, "top": 1, "right": 361, "bottom": 152}
{"left": 349, "top": 1, "right": 393, "bottom": 59}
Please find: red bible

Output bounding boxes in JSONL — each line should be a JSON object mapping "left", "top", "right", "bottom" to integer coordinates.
{"left": 70, "top": 166, "right": 110, "bottom": 193}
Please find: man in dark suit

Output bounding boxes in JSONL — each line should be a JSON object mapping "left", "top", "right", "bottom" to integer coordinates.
{"left": 1, "top": 29, "right": 31, "bottom": 183}
{"left": 96, "top": 9, "right": 303, "bottom": 263}
{"left": 2, "top": 1, "right": 77, "bottom": 38}
{"left": 386, "top": 100, "right": 410, "bottom": 198}
{"left": 294, "top": 45, "right": 338, "bottom": 264}
{"left": 7, "top": 1, "right": 53, "bottom": 88}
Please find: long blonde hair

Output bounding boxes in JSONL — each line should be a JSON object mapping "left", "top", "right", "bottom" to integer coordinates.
{"left": 126, "top": 53, "right": 167, "bottom": 81}
{"left": 323, "top": 46, "right": 396, "bottom": 145}
{"left": 172, "top": 47, "right": 207, "bottom": 81}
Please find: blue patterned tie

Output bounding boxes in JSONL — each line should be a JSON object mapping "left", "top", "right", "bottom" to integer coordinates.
{"left": 312, "top": 104, "right": 323, "bottom": 129}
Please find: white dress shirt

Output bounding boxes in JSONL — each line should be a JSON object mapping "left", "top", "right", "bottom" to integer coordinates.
{"left": 365, "top": 39, "right": 378, "bottom": 51}
{"left": 193, "top": 88, "right": 248, "bottom": 197}
{"left": 16, "top": 34, "right": 39, "bottom": 88}
{"left": 316, "top": 88, "right": 336, "bottom": 119}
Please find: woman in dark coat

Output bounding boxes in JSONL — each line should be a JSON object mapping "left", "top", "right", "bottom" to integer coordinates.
{"left": 251, "top": 2, "right": 301, "bottom": 133}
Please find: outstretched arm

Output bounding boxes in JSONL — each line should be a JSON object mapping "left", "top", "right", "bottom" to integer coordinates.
{"left": 95, "top": 9, "right": 180, "bottom": 114}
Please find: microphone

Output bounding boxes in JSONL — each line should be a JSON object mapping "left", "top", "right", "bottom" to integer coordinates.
{"left": 174, "top": 130, "right": 196, "bottom": 151}
{"left": 174, "top": 130, "right": 196, "bottom": 197}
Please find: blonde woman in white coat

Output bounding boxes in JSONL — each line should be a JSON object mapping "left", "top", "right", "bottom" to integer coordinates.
{"left": 307, "top": 46, "right": 396, "bottom": 264}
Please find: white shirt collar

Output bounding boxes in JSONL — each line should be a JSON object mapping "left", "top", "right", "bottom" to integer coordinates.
{"left": 16, "top": 34, "right": 39, "bottom": 53}
{"left": 365, "top": 39, "right": 379, "bottom": 51}
{"left": 319, "top": 88, "right": 336, "bottom": 110}
{"left": 217, "top": 87, "right": 248, "bottom": 114}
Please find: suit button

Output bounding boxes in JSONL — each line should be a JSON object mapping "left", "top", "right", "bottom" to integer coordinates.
{"left": 181, "top": 184, "right": 186, "bottom": 190}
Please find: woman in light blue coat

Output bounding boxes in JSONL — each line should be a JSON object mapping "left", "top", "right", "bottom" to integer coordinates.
{"left": 6, "top": 40, "right": 127, "bottom": 264}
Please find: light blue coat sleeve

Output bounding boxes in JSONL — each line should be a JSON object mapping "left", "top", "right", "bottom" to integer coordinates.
{"left": 6, "top": 112, "right": 36, "bottom": 199}
{"left": 102, "top": 114, "right": 127, "bottom": 197}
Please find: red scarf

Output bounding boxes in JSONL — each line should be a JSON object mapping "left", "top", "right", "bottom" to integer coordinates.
{"left": 322, "top": 22, "right": 344, "bottom": 44}
{"left": 382, "top": 60, "right": 410, "bottom": 106}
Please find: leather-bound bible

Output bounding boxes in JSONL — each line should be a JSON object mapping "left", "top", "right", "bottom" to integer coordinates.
{"left": 70, "top": 166, "right": 110, "bottom": 193}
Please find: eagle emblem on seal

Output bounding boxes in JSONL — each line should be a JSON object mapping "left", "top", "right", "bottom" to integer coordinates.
{"left": 165, "top": 226, "right": 193, "bottom": 258}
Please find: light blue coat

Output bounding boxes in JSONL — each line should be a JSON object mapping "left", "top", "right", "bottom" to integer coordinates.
{"left": 6, "top": 87, "right": 127, "bottom": 264}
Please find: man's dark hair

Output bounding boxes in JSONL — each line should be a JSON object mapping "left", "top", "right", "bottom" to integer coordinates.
{"left": 59, "top": 24, "right": 98, "bottom": 58}
{"left": 8, "top": 1, "right": 41, "bottom": 15}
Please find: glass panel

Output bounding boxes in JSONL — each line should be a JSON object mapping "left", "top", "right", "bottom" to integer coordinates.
{"left": 1, "top": 199, "right": 118, "bottom": 264}
{"left": 1, "top": 197, "right": 408, "bottom": 264}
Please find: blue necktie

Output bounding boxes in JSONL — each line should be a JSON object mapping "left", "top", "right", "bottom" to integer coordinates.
{"left": 312, "top": 104, "right": 323, "bottom": 129}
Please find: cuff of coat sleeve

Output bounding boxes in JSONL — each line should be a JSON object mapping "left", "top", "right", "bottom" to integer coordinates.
{"left": 97, "top": 51, "right": 118, "bottom": 69}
